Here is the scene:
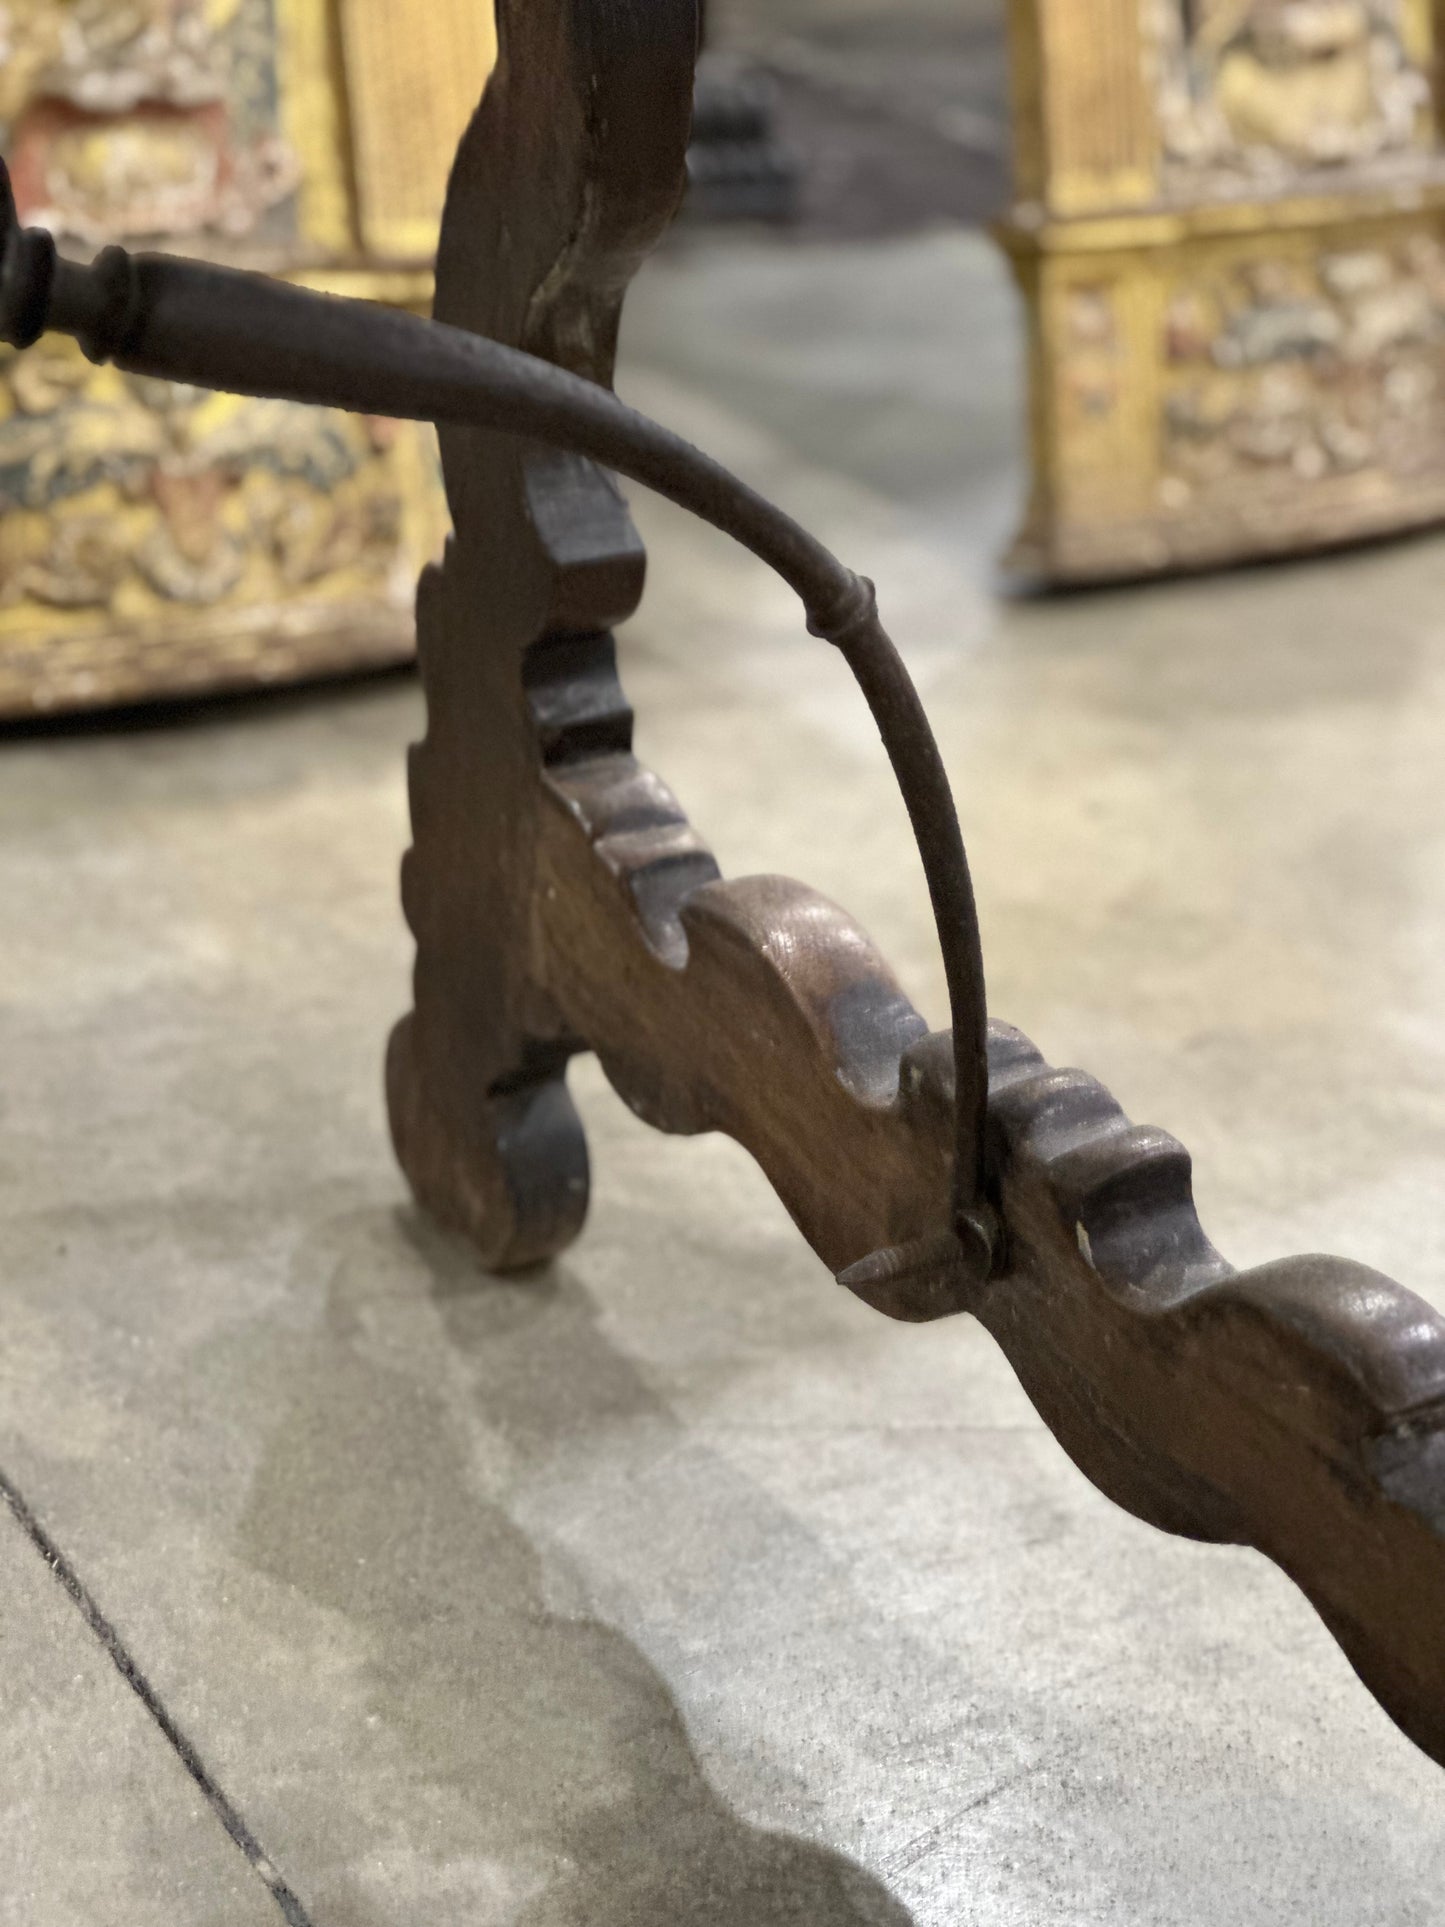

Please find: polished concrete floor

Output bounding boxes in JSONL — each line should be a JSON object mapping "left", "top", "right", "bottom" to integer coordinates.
{"left": 5, "top": 228, "right": 1445, "bottom": 1923}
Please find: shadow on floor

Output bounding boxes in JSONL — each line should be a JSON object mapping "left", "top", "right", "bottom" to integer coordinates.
{"left": 232, "top": 1207, "right": 917, "bottom": 1927}
{"left": 0, "top": 662, "right": 414, "bottom": 745}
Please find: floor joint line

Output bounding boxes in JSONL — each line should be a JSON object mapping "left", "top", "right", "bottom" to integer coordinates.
{"left": 0, "top": 1465, "right": 316, "bottom": 1927}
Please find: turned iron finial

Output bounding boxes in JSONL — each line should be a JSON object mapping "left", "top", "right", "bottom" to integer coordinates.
{"left": 0, "top": 161, "right": 56, "bottom": 352}
{"left": 0, "top": 161, "right": 145, "bottom": 366}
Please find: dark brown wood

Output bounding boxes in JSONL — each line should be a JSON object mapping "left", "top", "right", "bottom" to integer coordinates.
{"left": 384, "top": 0, "right": 697, "bottom": 1268}
{"left": 4, "top": 0, "right": 1445, "bottom": 1789}
{"left": 375, "top": 0, "right": 1001, "bottom": 1278}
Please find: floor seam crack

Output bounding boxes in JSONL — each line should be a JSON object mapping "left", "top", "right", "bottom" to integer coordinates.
{"left": 0, "top": 1465, "right": 316, "bottom": 1927}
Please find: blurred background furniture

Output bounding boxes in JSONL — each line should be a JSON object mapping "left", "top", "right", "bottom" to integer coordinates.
{"left": 999, "top": 0, "right": 1445, "bottom": 582}
{"left": 688, "top": 0, "right": 800, "bottom": 223}
{"left": 708, "top": 0, "right": 1010, "bottom": 237}
{"left": 0, "top": 0, "right": 495, "bottom": 717}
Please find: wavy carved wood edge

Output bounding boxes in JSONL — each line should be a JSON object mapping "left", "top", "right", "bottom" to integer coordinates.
{"left": 387, "top": 0, "right": 1445, "bottom": 1769}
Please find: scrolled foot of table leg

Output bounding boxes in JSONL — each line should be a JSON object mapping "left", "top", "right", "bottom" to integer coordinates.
{"left": 386, "top": 1015, "right": 590, "bottom": 1273}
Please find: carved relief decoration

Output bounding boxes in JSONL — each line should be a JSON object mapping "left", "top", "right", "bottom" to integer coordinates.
{"left": 1160, "top": 235, "right": 1445, "bottom": 509}
{"left": 1000, "top": 0, "right": 1445, "bottom": 579}
{"left": 0, "top": 340, "right": 424, "bottom": 604}
{"left": 0, "top": 0, "right": 300, "bottom": 247}
{"left": 0, "top": 0, "right": 467, "bottom": 713}
{"left": 0, "top": 335, "right": 443, "bottom": 712}
{"left": 1153, "top": 0, "right": 1431, "bottom": 192}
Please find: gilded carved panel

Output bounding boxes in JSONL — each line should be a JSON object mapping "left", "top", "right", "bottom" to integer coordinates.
{"left": 0, "top": 0, "right": 475, "bottom": 713}
{"left": 0, "top": 0, "right": 301, "bottom": 247}
{"left": 1160, "top": 237, "right": 1445, "bottom": 513}
{"left": 1000, "top": 0, "right": 1445, "bottom": 579}
{"left": 0, "top": 339, "right": 433, "bottom": 608}
{"left": 1153, "top": 1, "right": 1433, "bottom": 195}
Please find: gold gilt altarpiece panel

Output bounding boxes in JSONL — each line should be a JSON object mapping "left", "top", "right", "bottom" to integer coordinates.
{"left": 999, "top": 1, "right": 1445, "bottom": 580}
{"left": 0, "top": 0, "right": 496, "bottom": 715}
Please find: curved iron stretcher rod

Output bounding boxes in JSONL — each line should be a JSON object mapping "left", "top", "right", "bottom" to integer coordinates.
{"left": 0, "top": 166, "right": 995, "bottom": 1283}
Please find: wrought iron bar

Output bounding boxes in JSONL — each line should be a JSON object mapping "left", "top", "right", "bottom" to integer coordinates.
{"left": 0, "top": 162, "right": 996, "bottom": 1276}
